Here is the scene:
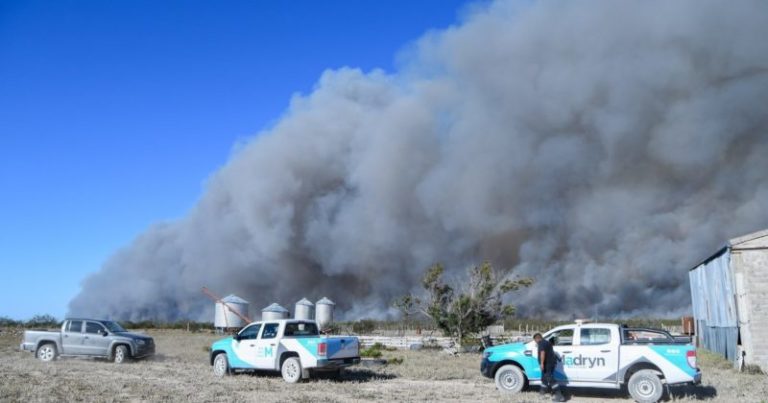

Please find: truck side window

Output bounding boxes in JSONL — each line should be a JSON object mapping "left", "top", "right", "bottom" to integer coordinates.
{"left": 547, "top": 329, "right": 573, "bottom": 346}
{"left": 261, "top": 323, "right": 279, "bottom": 339}
{"left": 284, "top": 322, "right": 319, "bottom": 337}
{"left": 626, "top": 329, "right": 670, "bottom": 343}
{"left": 580, "top": 328, "right": 611, "bottom": 345}
{"left": 67, "top": 320, "right": 83, "bottom": 333}
{"left": 85, "top": 322, "right": 105, "bottom": 334}
{"left": 239, "top": 324, "right": 261, "bottom": 340}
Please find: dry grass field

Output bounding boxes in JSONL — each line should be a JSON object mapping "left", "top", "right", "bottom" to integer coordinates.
{"left": 1, "top": 329, "right": 765, "bottom": 402}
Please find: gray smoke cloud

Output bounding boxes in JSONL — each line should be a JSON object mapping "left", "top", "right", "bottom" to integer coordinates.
{"left": 69, "top": 0, "right": 768, "bottom": 321}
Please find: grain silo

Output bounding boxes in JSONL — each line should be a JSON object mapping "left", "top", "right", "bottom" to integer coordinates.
{"left": 294, "top": 298, "right": 314, "bottom": 320}
{"left": 689, "top": 228, "right": 768, "bottom": 371}
{"left": 315, "top": 297, "right": 335, "bottom": 329}
{"left": 261, "top": 303, "right": 289, "bottom": 321}
{"left": 214, "top": 294, "right": 249, "bottom": 330}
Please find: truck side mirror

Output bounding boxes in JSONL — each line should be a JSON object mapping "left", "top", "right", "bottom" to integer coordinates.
{"left": 234, "top": 334, "right": 241, "bottom": 342}
{"left": 101, "top": 330, "right": 109, "bottom": 337}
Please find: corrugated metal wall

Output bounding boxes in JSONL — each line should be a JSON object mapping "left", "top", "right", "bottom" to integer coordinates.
{"left": 689, "top": 248, "right": 740, "bottom": 363}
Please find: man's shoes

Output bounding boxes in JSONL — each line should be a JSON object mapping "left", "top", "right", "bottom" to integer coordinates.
{"left": 551, "top": 391, "right": 566, "bottom": 402}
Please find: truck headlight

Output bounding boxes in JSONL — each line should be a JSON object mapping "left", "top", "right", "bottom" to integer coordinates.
{"left": 136, "top": 339, "right": 146, "bottom": 346}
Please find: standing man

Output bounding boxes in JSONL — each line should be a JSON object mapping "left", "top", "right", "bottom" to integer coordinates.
{"left": 533, "top": 333, "right": 565, "bottom": 402}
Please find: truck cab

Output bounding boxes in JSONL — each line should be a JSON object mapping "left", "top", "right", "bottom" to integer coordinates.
{"left": 481, "top": 322, "right": 701, "bottom": 403}
{"left": 210, "top": 319, "right": 360, "bottom": 383}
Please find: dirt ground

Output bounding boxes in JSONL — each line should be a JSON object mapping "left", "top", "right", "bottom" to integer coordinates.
{"left": 0, "top": 329, "right": 765, "bottom": 402}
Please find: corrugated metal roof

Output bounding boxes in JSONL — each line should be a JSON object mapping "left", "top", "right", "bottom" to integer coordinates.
{"left": 688, "top": 228, "right": 768, "bottom": 271}
{"left": 221, "top": 294, "right": 248, "bottom": 304}
{"left": 729, "top": 228, "right": 768, "bottom": 248}
{"left": 262, "top": 303, "right": 289, "bottom": 313}
{"left": 688, "top": 246, "right": 728, "bottom": 272}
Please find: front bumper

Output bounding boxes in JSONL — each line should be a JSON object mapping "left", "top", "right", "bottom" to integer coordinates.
{"left": 692, "top": 370, "right": 702, "bottom": 385}
{"left": 481, "top": 357, "right": 494, "bottom": 378}
{"left": 133, "top": 341, "right": 156, "bottom": 358}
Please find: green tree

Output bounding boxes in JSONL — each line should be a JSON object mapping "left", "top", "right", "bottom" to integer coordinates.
{"left": 396, "top": 262, "right": 533, "bottom": 347}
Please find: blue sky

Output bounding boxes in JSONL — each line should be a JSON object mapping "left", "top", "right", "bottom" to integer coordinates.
{"left": 0, "top": 0, "right": 473, "bottom": 320}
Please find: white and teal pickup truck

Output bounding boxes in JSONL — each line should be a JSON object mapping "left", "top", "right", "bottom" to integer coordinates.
{"left": 210, "top": 319, "right": 360, "bottom": 383}
{"left": 481, "top": 321, "right": 701, "bottom": 403}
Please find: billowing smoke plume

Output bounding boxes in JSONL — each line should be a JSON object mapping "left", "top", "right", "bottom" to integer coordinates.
{"left": 69, "top": 0, "right": 768, "bottom": 321}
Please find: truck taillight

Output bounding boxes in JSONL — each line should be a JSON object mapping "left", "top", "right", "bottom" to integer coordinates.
{"left": 686, "top": 350, "right": 697, "bottom": 368}
{"left": 317, "top": 342, "right": 327, "bottom": 357}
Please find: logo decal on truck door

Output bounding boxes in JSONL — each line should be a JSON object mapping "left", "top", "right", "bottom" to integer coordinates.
{"left": 562, "top": 354, "right": 606, "bottom": 368}
{"left": 257, "top": 346, "right": 273, "bottom": 358}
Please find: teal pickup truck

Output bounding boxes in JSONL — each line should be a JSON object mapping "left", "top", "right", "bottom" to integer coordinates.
{"left": 210, "top": 319, "right": 360, "bottom": 383}
{"left": 481, "top": 321, "right": 701, "bottom": 403}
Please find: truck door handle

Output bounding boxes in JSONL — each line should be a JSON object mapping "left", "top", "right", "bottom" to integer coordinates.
{"left": 562, "top": 351, "right": 572, "bottom": 354}
{"left": 601, "top": 350, "right": 611, "bottom": 353}
{"left": 249, "top": 344, "right": 255, "bottom": 347}
{"left": 270, "top": 344, "right": 276, "bottom": 346}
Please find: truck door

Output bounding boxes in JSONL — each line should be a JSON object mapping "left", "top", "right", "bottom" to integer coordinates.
{"left": 253, "top": 322, "right": 281, "bottom": 370}
{"left": 231, "top": 323, "right": 261, "bottom": 368}
{"left": 83, "top": 321, "right": 111, "bottom": 356}
{"left": 569, "top": 327, "right": 619, "bottom": 383}
{"left": 61, "top": 320, "right": 86, "bottom": 354}
{"left": 545, "top": 328, "right": 577, "bottom": 382}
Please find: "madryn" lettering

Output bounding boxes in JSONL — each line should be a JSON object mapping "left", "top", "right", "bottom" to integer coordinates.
{"left": 562, "top": 354, "right": 606, "bottom": 368}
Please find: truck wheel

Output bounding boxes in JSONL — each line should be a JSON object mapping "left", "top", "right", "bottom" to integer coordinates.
{"left": 213, "top": 353, "right": 229, "bottom": 377}
{"left": 113, "top": 345, "right": 130, "bottom": 364}
{"left": 281, "top": 357, "right": 302, "bottom": 383}
{"left": 628, "top": 369, "right": 663, "bottom": 403}
{"left": 494, "top": 364, "right": 525, "bottom": 393}
{"left": 36, "top": 343, "right": 57, "bottom": 362}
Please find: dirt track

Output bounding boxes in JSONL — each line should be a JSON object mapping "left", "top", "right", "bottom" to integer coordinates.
{"left": 0, "top": 329, "right": 765, "bottom": 402}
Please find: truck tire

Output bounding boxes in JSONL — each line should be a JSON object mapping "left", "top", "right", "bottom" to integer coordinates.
{"left": 494, "top": 364, "right": 525, "bottom": 393}
{"left": 628, "top": 369, "right": 663, "bottom": 403}
{"left": 36, "top": 343, "right": 57, "bottom": 362}
{"left": 213, "top": 353, "right": 229, "bottom": 377}
{"left": 281, "top": 356, "right": 303, "bottom": 383}
{"left": 113, "top": 345, "right": 130, "bottom": 364}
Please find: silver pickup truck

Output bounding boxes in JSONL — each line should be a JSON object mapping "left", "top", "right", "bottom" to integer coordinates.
{"left": 20, "top": 318, "right": 155, "bottom": 363}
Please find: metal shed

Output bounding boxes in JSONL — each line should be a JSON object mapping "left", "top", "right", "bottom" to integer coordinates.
{"left": 689, "top": 229, "right": 768, "bottom": 371}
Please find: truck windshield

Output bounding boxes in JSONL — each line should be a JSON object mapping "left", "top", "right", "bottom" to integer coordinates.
{"left": 284, "top": 322, "right": 319, "bottom": 337}
{"left": 103, "top": 321, "right": 127, "bottom": 333}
